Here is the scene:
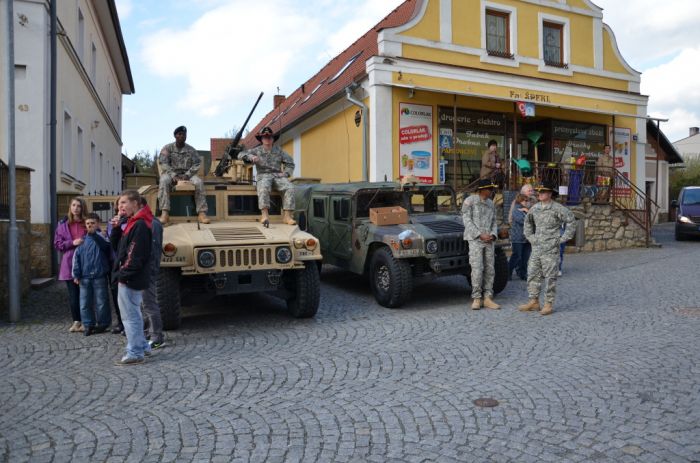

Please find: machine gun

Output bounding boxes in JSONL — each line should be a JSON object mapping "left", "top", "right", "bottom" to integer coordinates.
{"left": 214, "top": 91, "right": 264, "bottom": 177}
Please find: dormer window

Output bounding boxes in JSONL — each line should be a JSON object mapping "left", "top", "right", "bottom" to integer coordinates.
{"left": 543, "top": 21, "right": 566, "bottom": 68}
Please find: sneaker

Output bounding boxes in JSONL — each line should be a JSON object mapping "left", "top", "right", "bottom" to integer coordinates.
{"left": 111, "top": 324, "right": 124, "bottom": 335}
{"left": 144, "top": 349, "right": 153, "bottom": 357}
{"left": 557, "top": 270, "right": 563, "bottom": 277}
{"left": 69, "top": 321, "right": 81, "bottom": 333}
{"left": 114, "top": 356, "right": 145, "bottom": 366}
{"left": 76, "top": 322, "right": 84, "bottom": 332}
{"left": 149, "top": 340, "right": 165, "bottom": 350}
{"left": 83, "top": 326, "right": 94, "bottom": 337}
{"left": 93, "top": 325, "right": 108, "bottom": 334}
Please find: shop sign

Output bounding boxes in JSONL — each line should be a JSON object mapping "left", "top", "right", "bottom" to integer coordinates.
{"left": 610, "top": 127, "right": 632, "bottom": 196}
{"left": 552, "top": 121, "right": 606, "bottom": 143}
{"left": 399, "top": 103, "right": 434, "bottom": 184}
{"left": 509, "top": 89, "right": 552, "bottom": 103}
{"left": 516, "top": 101, "right": 536, "bottom": 118}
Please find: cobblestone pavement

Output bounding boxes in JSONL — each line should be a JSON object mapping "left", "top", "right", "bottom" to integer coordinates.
{"left": 1, "top": 223, "right": 699, "bottom": 463}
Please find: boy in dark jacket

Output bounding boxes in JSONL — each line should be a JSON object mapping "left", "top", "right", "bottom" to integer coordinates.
{"left": 110, "top": 190, "right": 153, "bottom": 365}
{"left": 72, "top": 213, "right": 112, "bottom": 336}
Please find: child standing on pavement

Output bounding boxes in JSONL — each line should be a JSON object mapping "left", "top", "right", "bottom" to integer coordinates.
{"left": 72, "top": 213, "right": 112, "bottom": 336}
{"left": 508, "top": 194, "right": 531, "bottom": 281}
{"left": 53, "top": 197, "right": 87, "bottom": 333}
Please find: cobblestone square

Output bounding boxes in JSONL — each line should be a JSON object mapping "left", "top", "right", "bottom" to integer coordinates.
{"left": 1, "top": 224, "right": 699, "bottom": 462}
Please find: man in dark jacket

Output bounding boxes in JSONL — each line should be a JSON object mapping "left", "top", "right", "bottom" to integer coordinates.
{"left": 139, "top": 196, "right": 165, "bottom": 348}
{"left": 110, "top": 190, "right": 153, "bottom": 365}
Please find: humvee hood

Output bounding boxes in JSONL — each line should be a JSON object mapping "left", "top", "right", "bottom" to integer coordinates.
{"left": 163, "top": 222, "right": 296, "bottom": 245}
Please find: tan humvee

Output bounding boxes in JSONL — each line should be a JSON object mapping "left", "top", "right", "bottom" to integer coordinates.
{"left": 84, "top": 159, "right": 322, "bottom": 329}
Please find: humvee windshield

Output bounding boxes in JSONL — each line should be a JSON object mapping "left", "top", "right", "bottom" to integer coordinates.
{"left": 159, "top": 195, "right": 217, "bottom": 217}
{"left": 405, "top": 187, "right": 456, "bottom": 213}
{"left": 355, "top": 190, "right": 405, "bottom": 218}
{"left": 227, "top": 194, "right": 281, "bottom": 216}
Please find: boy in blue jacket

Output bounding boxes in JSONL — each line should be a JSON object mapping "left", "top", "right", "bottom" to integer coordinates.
{"left": 72, "top": 213, "right": 112, "bottom": 336}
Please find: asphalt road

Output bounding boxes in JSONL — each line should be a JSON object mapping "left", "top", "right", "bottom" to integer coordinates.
{"left": 1, "top": 223, "right": 699, "bottom": 462}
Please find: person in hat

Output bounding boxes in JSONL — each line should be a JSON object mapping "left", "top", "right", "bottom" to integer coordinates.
{"left": 158, "top": 126, "right": 209, "bottom": 225}
{"left": 238, "top": 127, "right": 296, "bottom": 227}
{"left": 518, "top": 181, "right": 576, "bottom": 316}
{"left": 462, "top": 178, "right": 500, "bottom": 310}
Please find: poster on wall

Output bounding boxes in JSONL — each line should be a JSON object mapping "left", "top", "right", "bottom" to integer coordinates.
{"left": 609, "top": 127, "right": 632, "bottom": 196}
{"left": 399, "top": 103, "right": 434, "bottom": 183}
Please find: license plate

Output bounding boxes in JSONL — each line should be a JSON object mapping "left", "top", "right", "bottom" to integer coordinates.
{"left": 399, "top": 248, "right": 422, "bottom": 257}
{"left": 297, "top": 250, "right": 313, "bottom": 257}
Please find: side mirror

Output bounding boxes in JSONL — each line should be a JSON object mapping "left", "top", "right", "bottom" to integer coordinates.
{"left": 671, "top": 200, "right": 678, "bottom": 208}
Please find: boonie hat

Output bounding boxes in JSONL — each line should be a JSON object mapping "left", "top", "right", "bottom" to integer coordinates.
{"left": 255, "top": 126, "right": 280, "bottom": 142}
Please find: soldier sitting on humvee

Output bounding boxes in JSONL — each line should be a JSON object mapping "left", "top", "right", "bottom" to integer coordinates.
{"left": 158, "top": 125, "right": 209, "bottom": 225}
{"left": 238, "top": 127, "right": 296, "bottom": 227}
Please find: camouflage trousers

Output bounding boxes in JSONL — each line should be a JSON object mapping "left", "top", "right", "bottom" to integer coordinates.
{"left": 257, "top": 174, "right": 295, "bottom": 210}
{"left": 527, "top": 247, "right": 560, "bottom": 304}
{"left": 158, "top": 173, "right": 208, "bottom": 213}
{"left": 467, "top": 240, "right": 495, "bottom": 299}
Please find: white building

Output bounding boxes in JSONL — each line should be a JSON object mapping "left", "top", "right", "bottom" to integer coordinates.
{"left": 0, "top": 0, "right": 133, "bottom": 277}
{"left": 673, "top": 127, "right": 700, "bottom": 162}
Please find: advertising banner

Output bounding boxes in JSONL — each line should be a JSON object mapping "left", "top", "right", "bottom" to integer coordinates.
{"left": 399, "top": 103, "right": 434, "bottom": 183}
{"left": 610, "top": 127, "right": 632, "bottom": 196}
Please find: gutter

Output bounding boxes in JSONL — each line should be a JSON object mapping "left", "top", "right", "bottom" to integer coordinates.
{"left": 345, "top": 86, "right": 369, "bottom": 182}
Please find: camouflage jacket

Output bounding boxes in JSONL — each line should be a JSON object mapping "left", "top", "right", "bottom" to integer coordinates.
{"left": 461, "top": 195, "right": 497, "bottom": 241}
{"left": 159, "top": 142, "right": 201, "bottom": 178}
{"left": 238, "top": 145, "right": 295, "bottom": 177}
{"left": 524, "top": 201, "right": 576, "bottom": 251}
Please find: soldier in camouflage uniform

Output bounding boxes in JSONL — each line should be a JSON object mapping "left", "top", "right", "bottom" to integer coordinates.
{"left": 158, "top": 126, "right": 209, "bottom": 225}
{"left": 462, "top": 179, "right": 501, "bottom": 310}
{"left": 519, "top": 181, "right": 576, "bottom": 316}
{"left": 238, "top": 127, "right": 296, "bottom": 227}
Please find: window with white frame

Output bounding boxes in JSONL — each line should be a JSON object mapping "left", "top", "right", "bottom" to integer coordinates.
{"left": 485, "top": 9, "right": 511, "bottom": 58}
{"left": 62, "top": 112, "right": 72, "bottom": 175}
{"left": 77, "top": 9, "right": 85, "bottom": 61}
{"left": 76, "top": 126, "right": 84, "bottom": 181}
{"left": 543, "top": 22, "right": 564, "bottom": 66}
{"left": 91, "top": 43, "right": 97, "bottom": 81}
{"left": 90, "top": 143, "right": 96, "bottom": 193}
{"left": 99, "top": 152, "right": 104, "bottom": 188}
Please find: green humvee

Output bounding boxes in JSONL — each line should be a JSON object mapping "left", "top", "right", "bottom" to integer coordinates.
{"left": 294, "top": 182, "right": 508, "bottom": 308}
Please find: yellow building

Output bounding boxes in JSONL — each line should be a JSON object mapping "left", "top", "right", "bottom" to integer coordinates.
{"left": 244, "top": 0, "right": 662, "bottom": 210}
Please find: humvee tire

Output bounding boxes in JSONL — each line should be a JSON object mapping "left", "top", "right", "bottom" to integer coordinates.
{"left": 158, "top": 268, "right": 182, "bottom": 330}
{"left": 492, "top": 248, "right": 509, "bottom": 295}
{"left": 369, "top": 247, "right": 413, "bottom": 308}
{"left": 286, "top": 262, "right": 321, "bottom": 318}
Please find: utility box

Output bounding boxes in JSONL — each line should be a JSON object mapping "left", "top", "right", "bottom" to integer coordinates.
{"left": 369, "top": 206, "right": 409, "bottom": 226}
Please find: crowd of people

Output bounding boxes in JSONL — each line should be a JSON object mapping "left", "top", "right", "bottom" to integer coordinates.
{"left": 54, "top": 192, "right": 164, "bottom": 365}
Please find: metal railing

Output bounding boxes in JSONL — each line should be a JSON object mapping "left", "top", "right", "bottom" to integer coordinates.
{"left": 0, "top": 159, "right": 8, "bottom": 219}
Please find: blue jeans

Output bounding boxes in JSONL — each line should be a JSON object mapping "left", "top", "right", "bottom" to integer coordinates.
{"left": 509, "top": 242, "right": 531, "bottom": 280}
{"left": 117, "top": 284, "right": 151, "bottom": 359}
{"left": 79, "top": 277, "right": 112, "bottom": 328}
{"left": 559, "top": 242, "right": 566, "bottom": 271}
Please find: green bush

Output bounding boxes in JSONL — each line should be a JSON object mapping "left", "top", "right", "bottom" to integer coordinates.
{"left": 670, "top": 159, "right": 700, "bottom": 200}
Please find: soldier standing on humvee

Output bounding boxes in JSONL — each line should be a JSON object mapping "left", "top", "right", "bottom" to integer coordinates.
{"left": 462, "top": 179, "right": 501, "bottom": 310}
{"left": 158, "top": 126, "right": 209, "bottom": 225}
{"left": 238, "top": 126, "right": 296, "bottom": 227}
{"left": 518, "top": 181, "right": 576, "bottom": 316}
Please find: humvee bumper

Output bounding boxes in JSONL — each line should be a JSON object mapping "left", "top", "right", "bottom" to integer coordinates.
{"left": 428, "top": 255, "right": 469, "bottom": 273}
{"left": 208, "top": 269, "right": 286, "bottom": 295}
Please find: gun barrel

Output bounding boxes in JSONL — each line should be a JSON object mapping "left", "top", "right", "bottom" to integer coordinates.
{"left": 214, "top": 92, "right": 264, "bottom": 177}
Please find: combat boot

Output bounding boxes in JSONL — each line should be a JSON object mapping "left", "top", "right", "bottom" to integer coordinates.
{"left": 160, "top": 210, "right": 169, "bottom": 225}
{"left": 282, "top": 210, "right": 297, "bottom": 226}
{"left": 198, "top": 212, "right": 210, "bottom": 224}
{"left": 483, "top": 297, "right": 501, "bottom": 310}
{"left": 539, "top": 303, "right": 554, "bottom": 316}
{"left": 260, "top": 209, "right": 270, "bottom": 228}
{"left": 518, "top": 299, "right": 540, "bottom": 312}
{"left": 471, "top": 298, "right": 482, "bottom": 310}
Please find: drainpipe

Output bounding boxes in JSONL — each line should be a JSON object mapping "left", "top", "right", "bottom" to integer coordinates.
{"left": 345, "top": 86, "right": 368, "bottom": 182}
{"left": 49, "top": 0, "right": 57, "bottom": 275}
{"left": 4, "top": 0, "right": 20, "bottom": 321}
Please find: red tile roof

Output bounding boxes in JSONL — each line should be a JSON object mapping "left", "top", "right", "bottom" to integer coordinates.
{"left": 242, "top": 0, "right": 421, "bottom": 148}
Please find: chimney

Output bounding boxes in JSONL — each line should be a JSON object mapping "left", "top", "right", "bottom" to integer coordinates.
{"left": 690, "top": 127, "right": 700, "bottom": 137}
{"left": 273, "top": 94, "right": 286, "bottom": 109}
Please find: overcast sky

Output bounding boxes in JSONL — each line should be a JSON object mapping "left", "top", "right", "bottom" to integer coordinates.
{"left": 115, "top": 0, "right": 700, "bottom": 155}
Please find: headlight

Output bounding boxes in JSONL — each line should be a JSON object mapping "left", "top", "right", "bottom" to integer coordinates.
{"left": 276, "top": 246, "right": 292, "bottom": 263}
{"left": 163, "top": 243, "right": 177, "bottom": 257}
{"left": 293, "top": 238, "right": 305, "bottom": 249}
{"left": 679, "top": 215, "right": 693, "bottom": 224}
{"left": 426, "top": 240, "right": 438, "bottom": 254}
{"left": 197, "top": 249, "right": 216, "bottom": 268}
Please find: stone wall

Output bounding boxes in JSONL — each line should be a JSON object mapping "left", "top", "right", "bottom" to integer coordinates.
{"left": 569, "top": 200, "right": 649, "bottom": 252}
{"left": 0, "top": 166, "right": 33, "bottom": 320}
{"left": 30, "top": 223, "right": 53, "bottom": 278}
